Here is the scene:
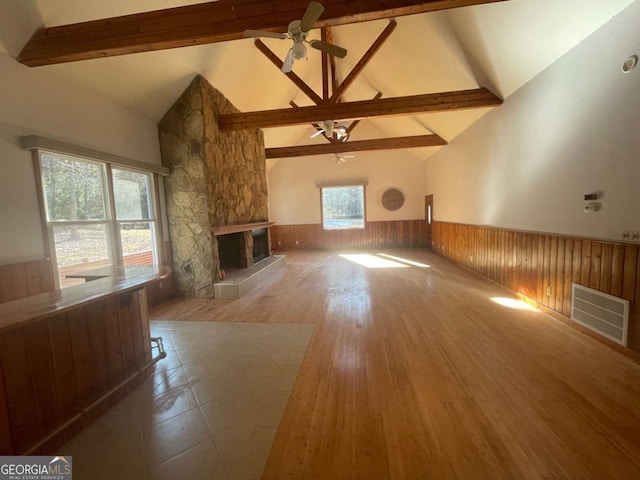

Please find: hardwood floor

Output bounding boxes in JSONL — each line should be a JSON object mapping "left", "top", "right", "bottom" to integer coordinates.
{"left": 150, "top": 249, "right": 640, "bottom": 479}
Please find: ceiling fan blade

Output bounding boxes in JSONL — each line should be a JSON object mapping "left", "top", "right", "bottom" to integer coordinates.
{"left": 299, "top": 1, "right": 325, "bottom": 32}
{"left": 281, "top": 48, "right": 295, "bottom": 73}
{"left": 309, "top": 40, "right": 347, "bottom": 59}
{"left": 244, "top": 29, "right": 288, "bottom": 40}
{"left": 310, "top": 129, "right": 326, "bottom": 138}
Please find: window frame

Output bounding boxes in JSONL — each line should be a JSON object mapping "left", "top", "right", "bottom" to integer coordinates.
{"left": 317, "top": 180, "right": 368, "bottom": 231}
{"left": 111, "top": 165, "right": 161, "bottom": 267}
{"left": 31, "top": 145, "right": 165, "bottom": 289}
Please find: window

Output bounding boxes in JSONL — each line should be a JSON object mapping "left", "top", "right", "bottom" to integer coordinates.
{"left": 112, "top": 168, "right": 159, "bottom": 267}
{"left": 320, "top": 184, "right": 366, "bottom": 230}
{"left": 39, "top": 152, "right": 161, "bottom": 288}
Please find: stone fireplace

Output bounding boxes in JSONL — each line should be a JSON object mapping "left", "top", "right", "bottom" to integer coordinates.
{"left": 158, "top": 75, "right": 271, "bottom": 297}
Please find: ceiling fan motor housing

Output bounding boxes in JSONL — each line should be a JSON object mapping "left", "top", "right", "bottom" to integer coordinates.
{"left": 289, "top": 20, "right": 307, "bottom": 41}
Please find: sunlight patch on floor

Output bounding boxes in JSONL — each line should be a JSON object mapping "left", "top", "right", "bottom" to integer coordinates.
{"left": 491, "top": 297, "right": 539, "bottom": 311}
{"left": 339, "top": 254, "right": 409, "bottom": 269}
{"left": 376, "top": 253, "right": 431, "bottom": 268}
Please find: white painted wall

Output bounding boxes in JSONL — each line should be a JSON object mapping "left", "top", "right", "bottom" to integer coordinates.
{"left": 423, "top": 1, "right": 640, "bottom": 242}
{"left": 268, "top": 145, "right": 425, "bottom": 225}
{"left": 0, "top": 53, "right": 162, "bottom": 264}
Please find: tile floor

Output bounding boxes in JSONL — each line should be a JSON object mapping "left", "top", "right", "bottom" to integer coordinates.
{"left": 62, "top": 320, "right": 316, "bottom": 480}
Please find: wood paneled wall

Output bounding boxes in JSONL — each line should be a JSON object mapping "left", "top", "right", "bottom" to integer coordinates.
{"left": 147, "top": 274, "right": 175, "bottom": 308}
{"left": 272, "top": 220, "right": 426, "bottom": 250}
{"left": 432, "top": 221, "right": 640, "bottom": 352}
{"left": 0, "top": 260, "right": 54, "bottom": 304}
{"left": 0, "top": 288, "right": 152, "bottom": 454}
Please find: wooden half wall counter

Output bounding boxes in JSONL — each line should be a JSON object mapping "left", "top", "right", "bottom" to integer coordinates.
{"left": 0, "top": 265, "right": 171, "bottom": 455}
{"left": 0, "top": 258, "right": 174, "bottom": 309}
{"left": 432, "top": 221, "right": 640, "bottom": 355}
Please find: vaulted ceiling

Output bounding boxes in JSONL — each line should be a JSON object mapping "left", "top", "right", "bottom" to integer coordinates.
{"left": 2, "top": 0, "right": 637, "bottom": 165}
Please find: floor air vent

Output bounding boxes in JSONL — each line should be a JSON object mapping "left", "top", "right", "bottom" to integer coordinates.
{"left": 571, "top": 283, "right": 629, "bottom": 346}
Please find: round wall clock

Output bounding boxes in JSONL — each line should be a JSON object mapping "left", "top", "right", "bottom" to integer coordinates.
{"left": 382, "top": 188, "right": 404, "bottom": 211}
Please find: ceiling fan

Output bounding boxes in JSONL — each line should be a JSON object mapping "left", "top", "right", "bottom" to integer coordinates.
{"left": 335, "top": 153, "right": 354, "bottom": 165}
{"left": 311, "top": 120, "right": 349, "bottom": 141}
{"left": 244, "top": 1, "right": 348, "bottom": 73}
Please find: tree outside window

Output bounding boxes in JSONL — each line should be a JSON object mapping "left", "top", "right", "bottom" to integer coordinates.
{"left": 321, "top": 185, "right": 366, "bottom": 230}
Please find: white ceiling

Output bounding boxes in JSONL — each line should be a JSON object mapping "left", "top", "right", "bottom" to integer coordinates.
{"left": 1, "top": 0, "right": 637, "bottom": 162}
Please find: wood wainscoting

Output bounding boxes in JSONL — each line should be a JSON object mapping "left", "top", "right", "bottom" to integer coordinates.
{"left": 146, "top": 275, "right": 174, "bottom": 308}
{"left": 0, "top": 260, "right": 54, "bottom": 304}
{"left": 272, "top": 220, "right": 426, "bottom": 250}
{"left": 432, "top": 221, "right": 640, "bottom": 353}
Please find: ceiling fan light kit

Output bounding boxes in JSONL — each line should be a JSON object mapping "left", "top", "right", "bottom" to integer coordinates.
{"left": 292, "top": 40, "right": 307, "bottom": 60}
{"left": 335, "top": 126, "right": 349, "bottom": 141}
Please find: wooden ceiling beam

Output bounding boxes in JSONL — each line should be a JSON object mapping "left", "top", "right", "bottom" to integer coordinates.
{"left": 346, "top": 92, "right": 384, "bottom": 135}
{"left": 321, "top": 28, "right": 330, "bottom": 101}
{"left": 219, "top": 88, "right": 502, "bottom": 130}
{"left": 265, "top": 134, "right": 447, "bottom": 158}
{"left": 18, "top": 0, "right": 510, "bottom": 67}
{"left": 254, "top": 39, "right": 323, "bottom": 105}
{"left": 325, "top": 27, "right": 339, "bottom": 95}
{"left": 330, "top": 20, "right": 397, "bottom": 103}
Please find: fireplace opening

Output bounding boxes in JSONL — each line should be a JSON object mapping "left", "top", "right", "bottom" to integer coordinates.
{"left": 217, "top": 233, "right": 244, "bottom": 268}
{"left": 215, "top": 225, "right": 272, "bottom": 274}
{"left": 252, "top": 228, "right": 269, "bottom": 263}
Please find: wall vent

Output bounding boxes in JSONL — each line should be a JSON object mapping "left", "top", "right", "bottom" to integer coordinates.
{"left": 571, "top": 283, "right": 629, "bottom": 346}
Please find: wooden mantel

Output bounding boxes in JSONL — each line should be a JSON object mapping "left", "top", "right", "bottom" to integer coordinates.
{"left": 212, "top": 221, "right": 275, "bottom": 236}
